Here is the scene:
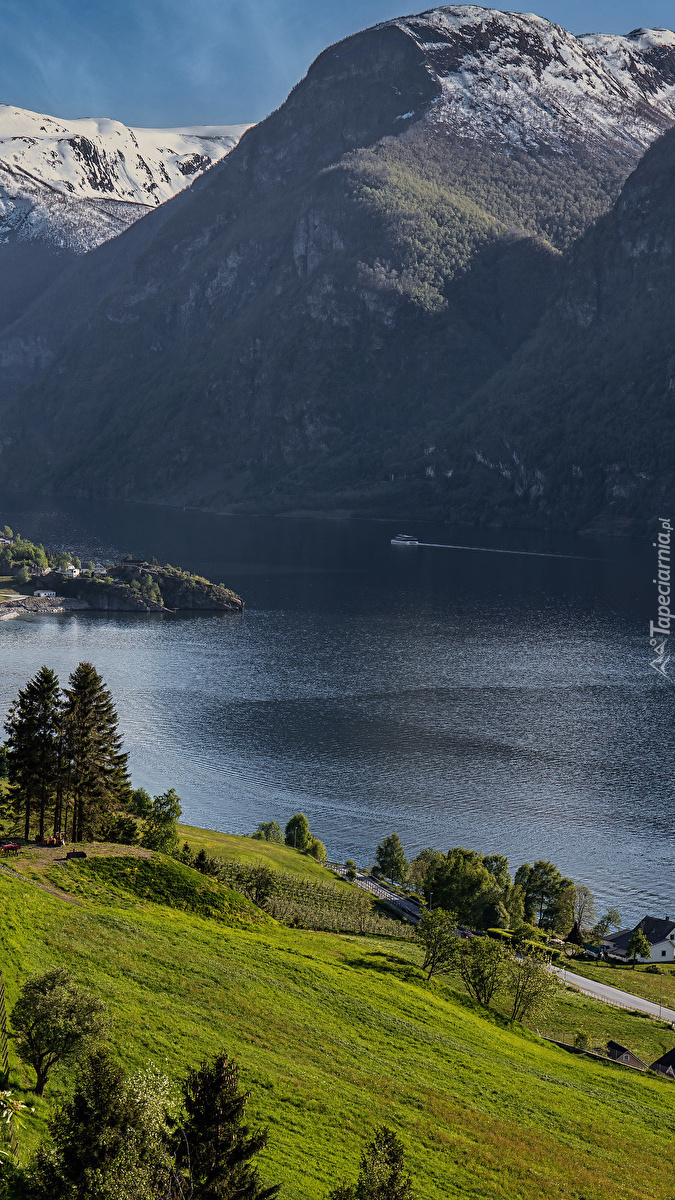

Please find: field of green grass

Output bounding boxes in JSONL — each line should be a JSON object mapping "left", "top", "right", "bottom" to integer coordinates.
{"left": 380, "top": 940, "right": 675, "bottom": 1068}
{"left": 3, "top": 849, "right": 675, "bottom": 1199}
{"left": 0, "top": 573, "right": 19, "bottom": 599}
{"left": 570, "top": 958, "right": 675, "bottom": 1007}
{"left": 177, "top": 824, "right": 350, "bottom": 885}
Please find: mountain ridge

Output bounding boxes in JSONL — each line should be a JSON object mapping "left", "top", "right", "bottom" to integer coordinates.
{"left": 1, "top": 6, "right": 674, "bottom": 531}
{"left": 0, "top": 105, "right": 249, "bottom": 329}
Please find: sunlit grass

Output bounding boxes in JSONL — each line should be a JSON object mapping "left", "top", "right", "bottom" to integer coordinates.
{"left": 2, "top": 853, "right": 675, "bottom": 1198}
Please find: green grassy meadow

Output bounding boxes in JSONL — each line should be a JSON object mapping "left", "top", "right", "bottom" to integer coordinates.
{"left": 3, "top": 847, "right": 675, "bottom": 1199}
{"left": 569, "top": 959, "right": 675, "bottom": 1007}
{"left": 177, "top": 825, "right": 347, "bottom": 884}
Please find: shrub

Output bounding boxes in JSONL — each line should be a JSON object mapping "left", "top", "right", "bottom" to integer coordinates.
{"left": 252, "top": 820, "right": 283, "bottom": 843}
{"left": 306, "top": 836, "right": 327, "bottom": 863}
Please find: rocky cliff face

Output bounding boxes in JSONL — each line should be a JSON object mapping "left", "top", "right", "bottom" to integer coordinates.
{"left": 2, "top": 8, "right": 675, "bottom": 529}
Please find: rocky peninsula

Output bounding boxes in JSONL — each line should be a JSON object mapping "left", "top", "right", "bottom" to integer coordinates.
{"left": 50, "top": 559, "right": 244, "bottom": 613}
{"left": 0, "top": 530, "right": 243, "bottom": 615}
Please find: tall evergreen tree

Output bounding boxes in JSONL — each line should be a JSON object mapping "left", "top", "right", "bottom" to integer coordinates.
{"left": 4, "top": 666, "right": 61, "bottom": 840}
{"left": 328, "top": 1126, "right": 413, "bottom": 1200}
{"left": 61, "top": 663, "right": 130, "bottom": 842}
{"left": 173, "top": 1052, "right": 280, "bottom": 1200}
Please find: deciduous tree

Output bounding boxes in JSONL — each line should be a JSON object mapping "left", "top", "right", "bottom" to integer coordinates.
{"left": 428, "top": 847, "right": 504, "bottom": 928}
{"left": 284, "top": 813, "right": 312, "bottom": 852}
{"left": 140, "top": 789, "right": 182, "bottom": 853}
{"left": 627, "top": 928, "right": 651, "bottom": 968}
{"left": 307, "top": 836, "right": 327, "bottom": 862}
{"left": 252, "top": 821, "right": 283, "bottom": 843}
{"left": 375, "top": 833, "right": 408, "bottom": 884}
{"left": 455, "top": 937, "right": 509, "bottom": 1006}
{"left": 407, "top": 848, "right": 444, "bottom": 893}
{"left": 505, "top": 956, "right": 558, "bottom": 1022}
{"left": 416, "top": 909, "right": 458, "bottom": 980}
{"left": 514, "top": 861, "right": 573, "bottom": 928}
{"left": 10, "top": 968, "right": 107, "bottom": 1096}
{"left": 128, "top": 787, "right": 152, "bottom": 819}
{"left": 589, "top": 907, "right": 622, "bottom": 948}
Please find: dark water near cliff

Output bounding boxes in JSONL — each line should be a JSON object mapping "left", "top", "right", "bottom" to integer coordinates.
{"left": 0, "top": 493, "right": 671, "bottom": 920}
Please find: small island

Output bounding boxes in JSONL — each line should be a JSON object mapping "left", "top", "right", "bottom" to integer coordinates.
{"left": 0, "top": 526, "right": 243, "bottom": 616}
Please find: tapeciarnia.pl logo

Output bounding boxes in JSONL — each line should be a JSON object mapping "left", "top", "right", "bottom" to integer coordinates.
{"left": 650, "top": 517, "right": 673, "bottom": 682}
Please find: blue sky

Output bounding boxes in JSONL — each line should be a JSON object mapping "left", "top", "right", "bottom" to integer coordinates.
{"left": 2, "top": 1, "right": 675, "bottom": 127}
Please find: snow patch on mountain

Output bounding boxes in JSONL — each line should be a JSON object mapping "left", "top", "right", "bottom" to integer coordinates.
{"left": 0, "top": 105, "right": 251, "bottom": 253}
{"left": 394, "top": 7, "right": 675, "bottom": 155}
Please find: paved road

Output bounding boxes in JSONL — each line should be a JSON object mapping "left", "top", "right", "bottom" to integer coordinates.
{"left": 553, "top": 965, "right": 675, "bottom": 1022}
{"left": 331, "top": 866, "right": 421, "bottom": 923}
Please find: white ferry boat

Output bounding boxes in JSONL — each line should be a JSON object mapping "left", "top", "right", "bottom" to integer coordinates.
{"left": 390, "top": 533, "right": 419, "bottom": 546}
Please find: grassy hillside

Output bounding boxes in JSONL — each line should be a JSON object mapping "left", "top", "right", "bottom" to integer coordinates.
{"left": 177, "top": 825, "right": 348, "bottom": 884}
{"left": 3, "top": 853, "right": 675, "bottom": 1199}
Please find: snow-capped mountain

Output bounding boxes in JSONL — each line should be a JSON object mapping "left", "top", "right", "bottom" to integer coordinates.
{"left": 395, "top": 9, "right": 675, "bottom": 156}
{"left": 3, "top": 7, "right": 675, "bottom": 532}
{"left": 0, "top": 105, "right": 250, "bottom": 253}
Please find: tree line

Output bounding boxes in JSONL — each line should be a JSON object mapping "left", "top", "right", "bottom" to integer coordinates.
{"left": 2, "top": 968, "right": 412, "bottom": 1200}
{"left": 253, "top": 813, "right": 327, "bottom": 863}
{"left": 373, "top": 833, "right": 621, "bottom": 946}
{"left": 2, "top": 665, "right": 182, "bottom": 848}
{"left": 416, "top": 910, "right": 558, "bottom": 1023}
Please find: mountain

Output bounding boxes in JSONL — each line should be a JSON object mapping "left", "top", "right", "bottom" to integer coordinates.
{"left": 441, "top": 123, "right": 675, "bottom": 533}
{"left": 1, "top": 7, "right": 675, "bottom": 526}
{"left": 0, "top": 105, "right": 248, "bottom": 328}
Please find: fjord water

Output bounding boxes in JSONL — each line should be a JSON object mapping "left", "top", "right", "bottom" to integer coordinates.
{"left": 0, "top": 495, "right": 670, "bottom": 919}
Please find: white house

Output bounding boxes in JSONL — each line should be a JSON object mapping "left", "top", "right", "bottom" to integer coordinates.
{"left": 64, "top": 565, "right": 80, "bottom": 577}
{"left": 34, "top": 590, "right": 56, "bottom": 599}
{"left": 603, "top": 916, "right": 675, "bottom": 963}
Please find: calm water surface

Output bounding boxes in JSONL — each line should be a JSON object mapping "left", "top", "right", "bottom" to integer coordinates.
{"left": 0, "top": 494, "right": 671, "bottom": 920}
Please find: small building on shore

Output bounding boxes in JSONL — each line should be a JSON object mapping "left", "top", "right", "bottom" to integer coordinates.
{"left": 603, "top": 916, "right": 675, "bottom": 963}
{"left": 34, "top": 589, "right": 56, "bottom": 599}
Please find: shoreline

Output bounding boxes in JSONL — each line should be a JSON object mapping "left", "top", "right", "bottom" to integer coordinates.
{"left": 0, "top": 596, "right": 89, "bottom": 619}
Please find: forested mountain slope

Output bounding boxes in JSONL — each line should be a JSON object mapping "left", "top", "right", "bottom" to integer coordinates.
{"left": 1, "top": 7, "right": 675, "bottom": 529}
{"left": 438, "top": 125, "right": 675, "bottom": 532}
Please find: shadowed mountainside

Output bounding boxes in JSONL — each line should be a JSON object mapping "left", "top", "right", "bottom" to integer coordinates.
{"left": 1, "top": 9, "right": 675, "bottom": 531}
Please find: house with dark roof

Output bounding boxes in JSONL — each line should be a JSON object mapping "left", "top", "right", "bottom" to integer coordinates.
{"left": 603, "top": 916, "right": 675, "bottom": 963}
{"left": 607, "top": 1042, "right": 647, "bottom": 1071}
{"left": 650, "top": 1049, "right": 675, "bottom": 1077}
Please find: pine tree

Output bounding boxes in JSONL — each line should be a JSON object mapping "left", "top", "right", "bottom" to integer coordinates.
{"left": 4, "top": 666, "right": 61, "bottom": 840}
{"left": 328, "top": 1126, "right": 413, "bottom": 1200}
{"left": 61, "top": 663, "right": 130, "bottom": 842}
{"left": 174, "top": 1052, "right": 280, "bottom": 1200}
